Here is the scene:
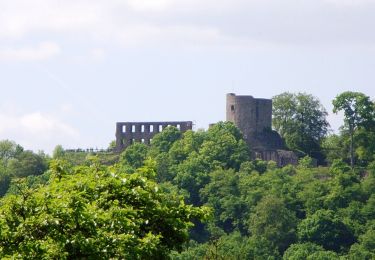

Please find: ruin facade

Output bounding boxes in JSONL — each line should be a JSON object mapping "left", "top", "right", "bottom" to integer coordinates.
{"left": 114, "top": 94, "right": 297, "bottom": 166}
{"left": 226, "top": 93, "right": 297, "bottom": 166}
{"left": 115, "top": 121, "right": 193, "bottom": 151}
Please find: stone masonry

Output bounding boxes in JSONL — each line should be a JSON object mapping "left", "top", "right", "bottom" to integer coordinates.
{"left": 226, "top": 93, "right": 297, "bottom": 166}
{"left": 115, "top": 121, "right": 193, "bottom": 152}
{"left": 115, "top": 94, "right": 297, "bottom": 166}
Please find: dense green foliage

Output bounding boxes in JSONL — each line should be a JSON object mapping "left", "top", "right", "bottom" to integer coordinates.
{"left": 113, "top": 119, "right": 375, "bottom": 259}
{"left": 0, "top": 160, "right": 208, "bottom": 258}
{"left": 0, "top": 140, "right": 48, "bottom": 196}
{"left": 53, "top": 147, "right": 120, "bottom": 166}
{"left": 0, "top": 91, "right": 374, "bottom": 258}
{"left": 169, "top": 160, "right": 375, "bottom": 259}
{"left": 333, "top": 91, "right": 375, "bottom": 168}
{"left": 272, "top": 92, "right": 329, "bottom": 163}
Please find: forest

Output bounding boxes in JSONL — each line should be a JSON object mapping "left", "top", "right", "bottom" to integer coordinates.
{"left": 0, "top": 91, "right": 374, "bottom": 259}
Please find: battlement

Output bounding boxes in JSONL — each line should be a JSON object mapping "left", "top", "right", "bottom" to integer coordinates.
{"left": 115, "top": 121, "right": 192, "bottom": 152}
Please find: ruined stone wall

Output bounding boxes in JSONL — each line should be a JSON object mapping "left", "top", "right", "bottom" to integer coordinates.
{"left": 253, "top": 149, "right": 298, "bottom": 167}
{"left": 115, "top": 121, "right": 193, "bottom": 152}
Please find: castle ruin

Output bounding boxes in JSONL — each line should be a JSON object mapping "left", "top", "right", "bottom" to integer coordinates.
{"left": 226, "top": 93, "right": 297, "bottom": 166}
{"left": 115, "top": 94, "right": 297, "bottom": 166}
{"left": 115, "top": 121, "right": 193, "bottom": 151}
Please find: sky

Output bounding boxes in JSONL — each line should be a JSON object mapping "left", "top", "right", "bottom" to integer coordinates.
{"left": 0, "top": 0, "right": 375, "bottom": 154}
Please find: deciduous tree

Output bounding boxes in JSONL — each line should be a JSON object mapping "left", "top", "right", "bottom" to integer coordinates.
{"left": 0, "top": 160, "right": 208, "bottom": 259}
{"left": 333, "top": 91, "right": 375, "bottom": 168}
{"left": 273, "top": 92, "right": 329, "bottom": 163}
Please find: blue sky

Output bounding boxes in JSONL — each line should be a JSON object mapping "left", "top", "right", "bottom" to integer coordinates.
{"left": 0, "top": 0, "right": 374, "bottom": 153}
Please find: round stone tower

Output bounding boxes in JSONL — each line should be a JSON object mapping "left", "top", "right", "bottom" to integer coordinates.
{"left": 226, "top": 93, "right": 272, "bottom": 136}
{"left": 226, "top": 93, "right": 297, "bottom": 166}
{"left": 226, "top": 93, "right": 284, "bottom": 150}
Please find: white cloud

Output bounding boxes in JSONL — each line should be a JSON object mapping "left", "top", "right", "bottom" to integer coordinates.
{"left": 0, "top": 0, "right": 375, "bottom": 54}
{"left": 90, "top": 48, "right": 107, "bottom": 61}
{"left": 127, "top": 0, "right": 173, "bottom": 11}
{"left": 323, "top": 0, "right": 375, "bottom": 6}
{"left": 19, "top": 113, "right": 77, "bottom": 136}
{"left": 0, "top": 0, "right": 286, "bottom": 47}
{"left": 0, "top": 42, "right": 61, "bottom": 62}
{"left": 60, "top": 104, "right": 74, "bottom": 114}
{"left": 0, "top": 111, "right": 79, "bottom": 153}
{"left": 0, "top": 0, "right": 102, "bottom": 38}
{"left": 110, "top": 24, "right": 223, "bottom": 47}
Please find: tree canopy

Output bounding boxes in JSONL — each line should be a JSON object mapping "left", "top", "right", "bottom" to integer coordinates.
{"left": 0, "top": 140, "right": 48, "bottom": 196}
{"left": 273, "top": 92, "right": 329, "bottom": 163}
{"left": 0, "top": 160, "right": 208, "bottom": 259}
{"left": 0, "top": 90, "right": 374, "bottom": 258}
{"left": 333, "top": 91, "right": 375, "bottom": 168}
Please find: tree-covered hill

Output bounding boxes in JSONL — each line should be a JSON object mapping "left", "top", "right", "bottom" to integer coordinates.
{"left": 0, "top": 91, "right": 374, "bottom": 258}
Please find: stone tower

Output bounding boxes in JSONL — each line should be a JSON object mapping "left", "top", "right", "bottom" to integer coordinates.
{"left": 226, "top": 93, "right": 272, "bottom": 137}
{"left": 226, "top": 93, "right": 297, "bottom": 166}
